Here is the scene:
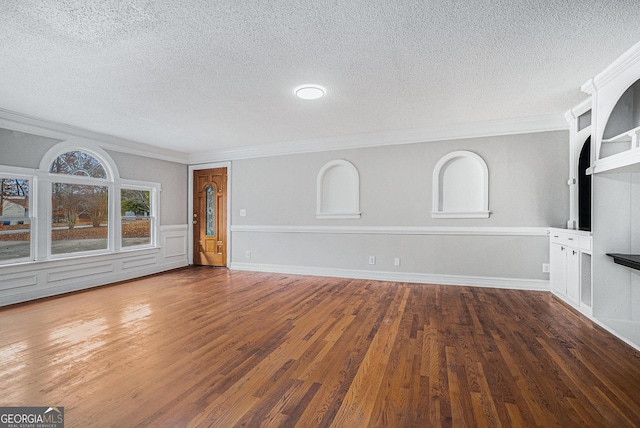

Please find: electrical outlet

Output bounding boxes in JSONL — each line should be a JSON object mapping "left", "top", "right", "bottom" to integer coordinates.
{"left": 394, "top": 257, "right": 401, "bottom": 267}
{"left": 369, "top": 256, "right": 376, "bottom": 265}
{"left": 245, "top": 251, "right": 251, "bottom": 259}
{"left": 542, "top": 263, "right": 550, "bottom": 273}
{"left": 240, "top": 209, "right": 247, "bottom": 217}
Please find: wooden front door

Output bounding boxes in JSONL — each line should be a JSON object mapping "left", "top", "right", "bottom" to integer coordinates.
{"left": 193, "top": 168, "right": 227, "bottom": 266}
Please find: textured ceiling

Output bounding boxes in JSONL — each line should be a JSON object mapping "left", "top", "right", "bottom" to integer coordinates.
{"left": 1, "top": 1, "right": 640, "bottom": 156}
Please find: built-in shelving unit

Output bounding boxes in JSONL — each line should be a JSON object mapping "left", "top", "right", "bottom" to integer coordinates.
{"left": 578, "top": 40, "right": 640, "bottom": 351}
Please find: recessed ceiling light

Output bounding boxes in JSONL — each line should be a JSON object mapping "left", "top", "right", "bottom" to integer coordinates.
{"left": 295, "top": 85, "right": 326, "bottom": 100}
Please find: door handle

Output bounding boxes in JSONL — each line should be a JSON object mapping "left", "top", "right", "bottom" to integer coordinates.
{"left": 193, "top": 220, "right": 197, "bottom": 224}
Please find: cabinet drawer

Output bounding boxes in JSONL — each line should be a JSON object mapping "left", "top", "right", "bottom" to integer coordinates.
{"left": 579, "top": 236, "right": 592, "bottom": 252}
{"left": 565, "top": 235, "right": 578, "bottom": 246}
{"left": 550, "top": 232, "right": 568, "bottom": 245}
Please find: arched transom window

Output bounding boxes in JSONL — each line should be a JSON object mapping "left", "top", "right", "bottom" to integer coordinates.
{"left": 49, "top": 150, "right": 108, "bottom": 178}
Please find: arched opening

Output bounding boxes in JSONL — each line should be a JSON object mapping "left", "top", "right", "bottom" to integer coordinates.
{"left": 578, "top": 137, "right": 592, "bottom": 231}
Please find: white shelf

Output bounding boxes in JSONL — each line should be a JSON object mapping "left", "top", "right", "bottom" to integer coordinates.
{"left": 587, "top": 147, "right": 640, "bottom": 174}
{"left": 601, "top": 125, "right": 640, "bottom": 144}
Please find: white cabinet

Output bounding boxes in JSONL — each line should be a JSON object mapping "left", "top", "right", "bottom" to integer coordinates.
{"left": 550, "top": 241, "right": 567, "bottom": 295}
{"left": 566, "top": 247, "right": 580, "bottom": 304}
{"left": 549, "top": 228, "right": 592, "bottom": 316}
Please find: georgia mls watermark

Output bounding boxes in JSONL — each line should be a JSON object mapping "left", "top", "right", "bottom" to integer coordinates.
{"left": 0, "top": 407, "right": 64, "bottom": 428}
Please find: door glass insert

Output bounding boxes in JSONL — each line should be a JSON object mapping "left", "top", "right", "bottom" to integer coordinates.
{"left": 206, "top": 185, "right": 215, "bottom": 236}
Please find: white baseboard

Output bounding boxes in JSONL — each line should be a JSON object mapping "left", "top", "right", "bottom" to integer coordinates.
{"left": 230, "top": 262, "right": 549, "bottom": 291}
{"left": 589, "top": 317, "right": 640, "bottom": 352}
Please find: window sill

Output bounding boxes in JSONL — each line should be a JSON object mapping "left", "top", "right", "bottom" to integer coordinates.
{"left": 431, "top": 211, "right": 491, "bottom": 219}
{"left": 316, "top": 212, "right": 361, "bottom": 219}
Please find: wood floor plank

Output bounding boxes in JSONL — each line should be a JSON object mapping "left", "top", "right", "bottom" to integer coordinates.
{"left": 0, "top": 267, "right": 640, "bottom": 427}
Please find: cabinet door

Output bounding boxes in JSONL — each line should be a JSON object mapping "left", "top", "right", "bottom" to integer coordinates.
{"left": 566, "top": 248, "right": 580, "bottom": 305}
{"left": 550, "top": 243, "right": 567, "bottom": 295}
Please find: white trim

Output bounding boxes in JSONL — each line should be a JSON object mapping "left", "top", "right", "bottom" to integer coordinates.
{"left": 315, "top": 213, "right": 362, "bottom": 219}
{"left": 0, "top": 107, "right": 189, "bottom": 164}
{"left": 588, "top": 147, "right": 640, "bottom": 174}
{"left": 564, "top": 98, "right": 592, "bottom": 122}
{"left": 189, "top": 114, "right": 568, "bottom": 163}
{"left": 565, "top": 98, "right": 592, "bottom": 229}
{"left": 230, "top": 262, "right": 549, "bottom": 291}
{"left": 230, "top": 225, "right": 549, "bottom": 236}
{"left": 431, "top": 211, "right": 490, "bottom": 219}
{"left": 0, "top": 166, "right": 37, "bottom": 177}
{"left": 589, "top": 317, "right": 640, "bottom": 352}
{"left": 188, "top": 161, "right": 232, "bottom": 266}
{"left": 583, "top": 39, "right": 640, "bottom": 95}
{"left": 39, "top": 139, "right": 120, "bottom": 181}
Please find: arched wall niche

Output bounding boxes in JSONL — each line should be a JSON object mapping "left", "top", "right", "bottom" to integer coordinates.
{"left": 432, "top": 151, "right": 490, "bottom": 219}
{"left": 316, "top": 160, "right": 361, "bottom": 219}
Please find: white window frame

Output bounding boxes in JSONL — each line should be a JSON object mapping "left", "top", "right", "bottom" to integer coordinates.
{"left": 0, "top": 139, "right": 161, "bottom": 265}
{"left": 41, "top": 141, "right": 117, "bottom": 259}
{"left": 118, "top": 181, "right": 160, "bottom": 250}
{"left": 0, "top": 168, "right": 35, "bottom": 265}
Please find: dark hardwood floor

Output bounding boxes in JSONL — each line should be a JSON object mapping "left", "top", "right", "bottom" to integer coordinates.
{"left": 0, "top": 266, "right": 639, "bottom": 427}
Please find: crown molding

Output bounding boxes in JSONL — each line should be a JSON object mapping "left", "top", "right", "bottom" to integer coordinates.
{"left": 564, "top": 97, "right": 592, "bottom": 122}
{"left": 189, "top": 114, "right": 568, "bottom": 163}
{"left": 581, "top": 78, "right": 597, "bottom": 95}
{"left": 0, "top": 108, "right": 189, "bottom": 164}
{"left": 589, "top": 40, "right": 640, "bottom": 93}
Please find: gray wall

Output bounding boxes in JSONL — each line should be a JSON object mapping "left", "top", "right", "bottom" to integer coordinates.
{"left": 0, "top": 128, "right": 60, "bottom": 167}
{"left": 0, "top": 128, "right": 188, "bottom": 225}
{"left": 230, "top": 130, "right": 569, "bottom": 281}
{"left": 107, "top": 151, "right": 188, "bottom": 224}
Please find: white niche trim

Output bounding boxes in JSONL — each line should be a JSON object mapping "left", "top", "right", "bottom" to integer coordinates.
{"left": 316, "top": 160, "right": 361, "bottom": 219}
{"left": 432, "top": 151, "right": 490, "bottom": 219}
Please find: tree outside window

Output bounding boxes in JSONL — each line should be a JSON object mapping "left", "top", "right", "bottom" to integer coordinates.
{"left": 121, "top": 189, "right": 151, "bottom": 247}
{"left": 0, "top": 178, "right": 30, "bottom": 262}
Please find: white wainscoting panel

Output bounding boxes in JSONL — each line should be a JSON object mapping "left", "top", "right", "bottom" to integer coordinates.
{"left": 0, "top": 224, "right": 189, "bottom": 306}
{"left": 47, "top": 262, "right": 115, "bottom": 283}
{"left": 230, "top": 225, "right": 551, "bottom": 291}
{"left": 162, "top": 225, "right": 188, "bottom": 258}
{"left": 122, "top": 254, "right": 158, "bottom": 270}
{"left": 0, "top": 273, "right": 38, "bottom": 291}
